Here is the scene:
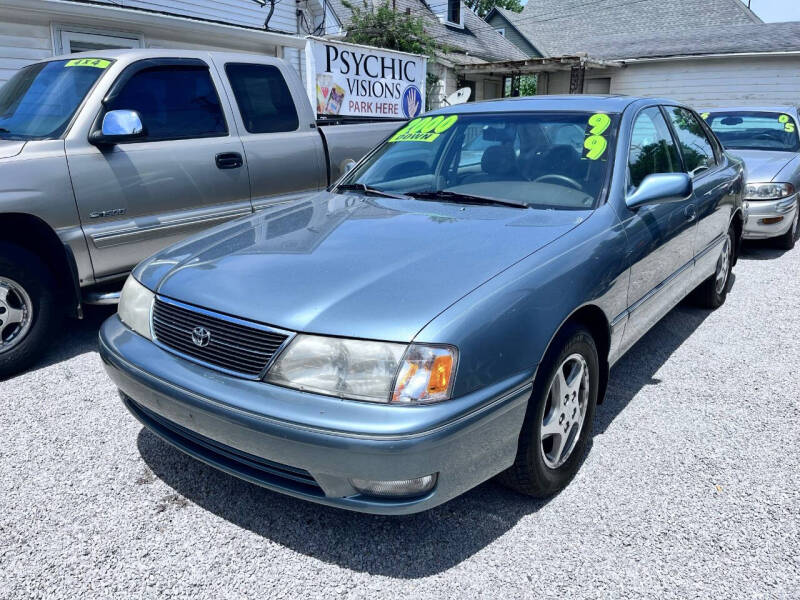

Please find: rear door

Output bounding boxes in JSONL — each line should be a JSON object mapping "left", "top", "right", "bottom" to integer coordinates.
{"left": 664, "top": 106, "right": 736, "bottom": 288}
{"left": 214, "top": 59, "right": 327, "bottom": 211}
{"left": 619, "top": 106, "right": 698, "bottom": 351}
{"left": 66, "top": 58, "right": 252, "bottom": 280}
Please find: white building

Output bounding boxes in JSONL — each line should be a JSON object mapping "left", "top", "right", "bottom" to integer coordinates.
{"left": 480, "top": 0, "right": 800, "bottom": 109}
{"left": 0, "top": 0, "right": 345, "bottom": 85}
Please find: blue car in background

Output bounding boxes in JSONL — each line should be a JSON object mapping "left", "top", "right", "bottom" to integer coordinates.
{"left": 702, "top": 107, "right": 800, "bottom": 249}
{"left": 100, "top": 96, "right": 744, "bottom": 514}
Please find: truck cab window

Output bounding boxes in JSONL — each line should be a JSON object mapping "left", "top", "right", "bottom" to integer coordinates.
{"left": 107, "top": 66, "right": 227, "bottom": 141}
{"left": 225, "top": 63, "right": 299, "bottom": 134}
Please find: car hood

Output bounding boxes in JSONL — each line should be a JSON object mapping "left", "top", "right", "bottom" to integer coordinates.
{"left": 731, "top": 149, "right": 796, "bottom": 182}
{"left": 0, "top": 140, "right": 25, "bottom": 159}
{"left": 137, "top": 192, "right": 588, "bottom": 342}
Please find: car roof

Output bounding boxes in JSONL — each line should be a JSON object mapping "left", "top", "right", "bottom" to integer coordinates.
{"left": 429, "top": 95, "right": 681, "bottom": 115}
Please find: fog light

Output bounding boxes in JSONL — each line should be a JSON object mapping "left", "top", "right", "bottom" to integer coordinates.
{"left": 760, "top": 216, "right": 784, "bottom": 225}
{"left": 350, "top": 474, "right": 437, "bottom": 498}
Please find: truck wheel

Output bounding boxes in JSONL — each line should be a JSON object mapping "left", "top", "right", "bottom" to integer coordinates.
{"left": 775, "top": 201, "right": 799, "bottom": 251}
{"left": 693, "top": 227, "right": 734, "bottom": 309}
{"left": 0, "top": 243, "right": 60, "bottom": 379}
{"left": 498, "top": 324, "right": 599, "bottom": 497}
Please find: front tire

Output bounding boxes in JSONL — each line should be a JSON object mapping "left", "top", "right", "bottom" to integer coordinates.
{"left": 0, "top": 243, "right": 60, "bottom": 379}
{"left": 693, "top": 226, "right": 734, "bottom": 309}
{"left": 498, "top": 324, "right": 599, "bottom": 497}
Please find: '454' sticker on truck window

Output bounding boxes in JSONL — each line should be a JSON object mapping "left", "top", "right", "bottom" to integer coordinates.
{"left": 389, "top": 115, "right": 458, "bottom": 143}
{"left": 583, "top": 113, "right": 611, "bottom": 161}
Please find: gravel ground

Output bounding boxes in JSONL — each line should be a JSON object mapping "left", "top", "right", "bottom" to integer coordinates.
{"left": 1, "top": 240, "right": 798, "bottom": 600}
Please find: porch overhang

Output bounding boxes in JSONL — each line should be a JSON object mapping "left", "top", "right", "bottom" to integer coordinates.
{"left": 454, "top": 55, "right": 623, "bottom": 76}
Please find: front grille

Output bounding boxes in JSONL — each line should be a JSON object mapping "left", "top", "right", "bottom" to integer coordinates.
{"left": 152, "top": 297, "right": 290, "bottom": 378}
{"left": 124, "top": 395, "right": 322, "bottom": 495}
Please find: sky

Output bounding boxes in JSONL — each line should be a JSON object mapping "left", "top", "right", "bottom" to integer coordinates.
{"left": 747, "top": 0, "right": 800, "bottom": 22}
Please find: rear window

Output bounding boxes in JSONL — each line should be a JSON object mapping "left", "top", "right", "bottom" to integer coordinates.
{"left": 225, "top": 63, "right": 299, "bottom": 134}
{"left": 705, "top": 111, "right": 800, "bottom": 152}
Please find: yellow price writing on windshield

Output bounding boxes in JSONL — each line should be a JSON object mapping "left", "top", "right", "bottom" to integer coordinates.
{"left": 779, "top": 114, "right": 790, "bottom": 123}
{"left": 701, "top": 112, "right": 710, "bottom": 120}
{"left": 389, "top": 114, "right": 458, "bottom": 143}
{"left": 583, "top": 135, "right": 608, "bottom": 161}
{"left": 65, "top": 58, "right": 111, "bottom": 69}
{"left": 588, "top": 113, "right": 611, "bottom": 135}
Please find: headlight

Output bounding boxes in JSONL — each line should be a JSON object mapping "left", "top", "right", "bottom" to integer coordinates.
{"left": 265, "top": 334, "right": 457, "bottom": 404}
{"left": 745, "top": 182, "right": 795, "bottom": 201}
{"left": 118, "top": 275, "right": 154, "bottom": 340}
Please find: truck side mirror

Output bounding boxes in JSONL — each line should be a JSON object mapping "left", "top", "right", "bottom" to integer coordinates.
{"left": 90, "top": 110, "right": 145, "bottom": 146}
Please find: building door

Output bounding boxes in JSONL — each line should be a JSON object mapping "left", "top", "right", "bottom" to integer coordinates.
{"left": 585, "top": 78, "right": 611, "bottom": 94}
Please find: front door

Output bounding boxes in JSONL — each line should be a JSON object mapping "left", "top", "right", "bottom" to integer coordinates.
{"left": 66, "top": 59, "right": 251, "bottom": 280}
{"left": 619, "top": 106, "right": 698, "bottom": 352}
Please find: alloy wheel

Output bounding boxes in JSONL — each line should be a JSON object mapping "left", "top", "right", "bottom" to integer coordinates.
{"left": 715, "top": 234, "right": 732, "bottom": 295}
{"left": 0, "top": 277, "right": 33, "bottom": 354}
{"left": 540, "top": 353, "right": 590, "bottom": 469}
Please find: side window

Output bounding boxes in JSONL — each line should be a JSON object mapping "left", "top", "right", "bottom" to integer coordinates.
{"left": 225, "top": 63, "right": 299, "bottom": 134}
{"left": 628, "top": 107, "right": 682, "bottom": 190}
{"left": 107, "top": 65, "right": 227, "bottom": 141}
{"left": 666, "top": 107, "right": 717, "bottom": 177}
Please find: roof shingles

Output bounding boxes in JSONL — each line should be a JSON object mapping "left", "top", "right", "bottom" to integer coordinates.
{"left": 508, "top": 0, "right": 762, "bottom": 57}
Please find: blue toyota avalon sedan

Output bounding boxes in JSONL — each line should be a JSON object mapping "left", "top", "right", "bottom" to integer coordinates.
{"left": 100, "top": 96, "right": 745, "bottom": 514}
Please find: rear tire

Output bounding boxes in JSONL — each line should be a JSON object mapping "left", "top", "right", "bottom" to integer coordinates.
{"left": 775, "top": 201, "right": 799, "bottom": 251}
{"left": 693, "top": 226, "right": 734, "bottom": 309}
{"left": 498, "top": 324, "right": 599, "bottom": 497}
{"left": 0, "top": 243, "right": 60, "bottom": 380}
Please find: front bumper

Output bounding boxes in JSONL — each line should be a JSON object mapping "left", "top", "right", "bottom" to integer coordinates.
{"left": 743, "top": 195, "right": 798, "bottom": 239}
{"left": 99, "top": 315, "right": 532, "bottom": 515}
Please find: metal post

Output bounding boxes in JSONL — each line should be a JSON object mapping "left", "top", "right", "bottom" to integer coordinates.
{"left": 569, "top": 63, "right": 585, "bottom": 94}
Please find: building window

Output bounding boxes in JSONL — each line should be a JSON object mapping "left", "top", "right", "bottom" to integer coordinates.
{"left": 53, "top": 25, "right": 142, "bottom": 56}
{"left": 446, "top": 0, "right": 462, "bottom": 27}
{"left": 496, "top": 28, "right": 506, "bottom": 37}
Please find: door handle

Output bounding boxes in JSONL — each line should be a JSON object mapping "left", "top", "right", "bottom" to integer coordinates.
{"left": 216, "top": 152, "right": 243, "bottom": 170}
{"left": 685, "top": 205, "right": 697, "bottom": 222}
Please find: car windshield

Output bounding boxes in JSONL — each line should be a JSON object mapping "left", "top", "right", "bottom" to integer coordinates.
{"left": 339, "top": 111, "right": 619, "bottom": 210}
{"left": 704, "top": 111, "right": 800, "bottom": 152}
{"left": 0, "top": 58, "right": 112, "bottom": 140}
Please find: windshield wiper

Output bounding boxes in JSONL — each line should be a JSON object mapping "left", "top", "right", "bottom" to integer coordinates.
{"left": 407, "top": 190, "right": 529, "bottom": 209}
{"left": 0, "top": 128, "right": 10, "bottom": 133}
{"left": 335, "top": 182, "right": 408, "bottom": 200}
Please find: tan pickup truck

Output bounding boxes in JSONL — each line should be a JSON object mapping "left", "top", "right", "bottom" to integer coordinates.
{"left": 0, "top": 49, "right": 399, "bottom": 377}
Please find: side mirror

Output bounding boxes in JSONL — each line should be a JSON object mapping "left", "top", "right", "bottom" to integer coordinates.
{"left": 90, "top": 109, "right": 145, "bottom": 146}
{"left": 626, "top": 173, "right": 693, "bottom": 210}
{"left": 341, "top": 159, "right": 357, "bottom": 174}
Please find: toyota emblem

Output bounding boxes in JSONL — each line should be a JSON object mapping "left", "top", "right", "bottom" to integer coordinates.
{"left": 191, "top": 326, "right": 211, "bottom": 347}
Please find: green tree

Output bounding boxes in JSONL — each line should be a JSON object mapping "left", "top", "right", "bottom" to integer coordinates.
{"left": 464, "top": 0, "right": 523, "bottom": 18}
{"left": 342, "top": 1, "right": 437, "bottom": 57}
